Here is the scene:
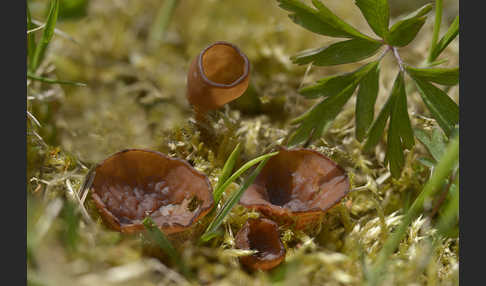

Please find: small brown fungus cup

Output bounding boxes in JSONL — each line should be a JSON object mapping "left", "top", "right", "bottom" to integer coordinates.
{"left": 235, "top": 218, "right": 286, "bottom": 271}
{"left": 239, "top": 147, "right": 350, "bottom": 231}
{"left": 186, "top": 41, "right": 250, "bottom": 115}
{"left": 90, "top": 149, "right": 213, "bottom": 235}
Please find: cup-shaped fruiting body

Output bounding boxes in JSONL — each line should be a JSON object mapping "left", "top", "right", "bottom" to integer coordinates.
{"left": 90, "top": 149, "right": 213, "bottom": 235}
{"left": 235, "top": 218, "right": 286, "bottom": 271}
{"left": 239, "top": 147, "right": 350, "bottom": 231}
{"left": 186, "top": 41, "right": 250, "bottom": 114}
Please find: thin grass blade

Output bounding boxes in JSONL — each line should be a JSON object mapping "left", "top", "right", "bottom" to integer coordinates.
{"left": 212, "top": 151, "right": 279, "bottom": 205}
{"left": 201, "top": 156, "right": 274, "bottom": 242}
{"left": 213, "top": 143, "right": 241, "bottom": 199}
{"left": 30, "top": 0, "right": 60, "bottom": 72}
{"left": 27, "top": 72, "right": 87, "bottom": 86}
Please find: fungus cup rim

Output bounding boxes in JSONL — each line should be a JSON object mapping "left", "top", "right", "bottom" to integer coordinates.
{"left": 197, "top": 41, "right": 250, "bottom": 88}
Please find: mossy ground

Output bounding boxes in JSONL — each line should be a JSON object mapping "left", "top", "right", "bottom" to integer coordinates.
{"left": 27, "top": 0, "right": 459, "bottom": 285}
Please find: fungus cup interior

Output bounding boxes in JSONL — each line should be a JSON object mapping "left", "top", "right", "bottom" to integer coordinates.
{"left": 235, "top": 218, "right": 285, "bottom": 271}
{"left": 239, "top": 147, "right": 350, "bottom": 223}
{"left": 90, "top": 149, "right": 213, "bottom": 234}
{"left": 187, "top": 41, "right": 250, "bottom": 112}
{"left": 201, "top": 43, "right": 246, "bottom": 85}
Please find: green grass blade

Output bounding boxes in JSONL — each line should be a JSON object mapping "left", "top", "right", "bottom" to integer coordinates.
{"left": 435, "top": 172, "right": 459, "bottom": 236}
{"left": 27, "top": 72, "right": 87, "bottom": 86}
{"left": 367, "top": 134, "right": 459, "bottom": 286}
{"left": 27, "top": 3, "right": 37, "bottom": 67}
{"left": 201, "top": 156, "right": 274, "bottom": 242}
{"left": 214, "top": 143, "right": 241, "bottom": 196}
{"left": 291, "top": 38, "right": 382, "bottom": 66}
{"left": 30, "top": 0, "right": 60, "bottom": 72}
{"left": 148, "top": 0, "right": 179, "bottom": 47}
{"left": 212, "top": 151, "right": 279, "bottom": 205}
{"left": 142, "top": 217, "right": 191, "bottom": 278}
{"left": 428, "top": 0, "right": 443, "bottom": 62}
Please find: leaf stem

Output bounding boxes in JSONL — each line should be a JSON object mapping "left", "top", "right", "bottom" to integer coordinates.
{"left": 391, "top": 47, "right": 404, "bottom": 72}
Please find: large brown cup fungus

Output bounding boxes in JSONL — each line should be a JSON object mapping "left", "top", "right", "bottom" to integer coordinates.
{"left": 90, "top": 149, "right": 213, "bottom": 235}
{"left": 186, "top": 41, "right": 250, "bottom": 116}
{"left": 235, "top": 218, "right": 286, "bottom": 271}
{"left": 239, "top": 147, "right": 350, "bottom": 231}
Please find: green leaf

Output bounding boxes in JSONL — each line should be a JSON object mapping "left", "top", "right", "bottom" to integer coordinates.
{"left": 299, "top": 61, "right": 377, "bottom": 98}
{"left": 405, "top": 66, "right": 459, "bottom": 86}
{"left": 288, "top": 81, "right": 359, "bottom": 147}
{"left": 277, "top": 0, "right": 373, "bottom": 40}
{"left": 355, "top": 63, "right": 380, "bottom": 141}
{"left": 386, "top": 4, "right": 432, "bottom": 47}
{"left": 362, "top": 87, "right": 394, "bottom": 152}
{"left": 395, "top": 74, "right": 415, "bottom": 150}
{"left": 142, "top": 217, "right": 191, "bottom": 278}
{"left": 429, "top": 16, "right": 459, "bottom": 62}
{"left": 414, "top": 127, "right": 447, "bottom": 162}
{"left": 354, "top": 0, "right": 390, "bottom": 37}
{"left": 291, "top": 38, "right": 382, "bottom": 66}
{"left": 212, "top": 151, "right": 278, "bottom": 206}
{"left": 201, "top": 155, "right": 275, "bottom": 242}
{"left": 30, "top": 0, "right": 60, "bottom": 72}
{"left": 411, "top": 77, "right": 459, "bottom": 137}
{"left": 385, "top": 72, "right": 412, "bottom": 178}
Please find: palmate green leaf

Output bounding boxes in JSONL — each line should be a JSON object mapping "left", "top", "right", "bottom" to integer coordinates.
{"left": 411, "top": 77, "right": 459, "bottom": 137}
{"left": 299, "top": 61, "right": 377, "bottom": 98}
{"left": 354, "top": 0, "right": 390, "bottom": 37}
{"left": 355, "top": 63, "right": 380, "bottom": 141}
{"left": 289, "top": 61, "right": 379, "bottom": 147}
{"left": 405, "top": 66, "right": 459, "bottom": 86}
{"left": 277, "top": 0, "right": 373, "bottom": 40}
{"left": 288, "top": 82, "right": 359, "bottom": 147}
{"left": 30, "top": 0, "right": 60, "bottom": 72}
{"left": 429, "top": 16, "right": 459, "bottom": 62}
{"left": 385, "top": 72, "right": 413, "bottom": 178}
{"left": 386, "top": 3, "right": 432, "bottom": 47}
{"left": 291, "top": 38, "right": 382, "bottom": 66}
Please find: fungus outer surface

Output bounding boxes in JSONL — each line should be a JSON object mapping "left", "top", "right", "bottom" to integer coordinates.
{"left": 235, "top": 218, "right": 285, "bottom": 271}
{"left": 90, "top": 149, "right": 213, "bottom": 234}
{"left": 239, "top": 147, "right": 350, "bottom": 229}
{"left": 186, "top": 41, "right": 250, "bottom": 112}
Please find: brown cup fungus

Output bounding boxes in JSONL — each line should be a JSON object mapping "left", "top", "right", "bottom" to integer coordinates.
{"left": 186, "top": 41, "right": 250, "bottom": 116}
{"left": 90, "top": 149, "right": 213, "bottom": 235}
{"left": 239, "top": 147, "right": 350, "bottom": 231}
{"left": 235, "top": 218, "right": 286, "bottom": 271}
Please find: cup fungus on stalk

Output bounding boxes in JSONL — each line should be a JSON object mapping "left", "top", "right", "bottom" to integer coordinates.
{"left": 235, "top": 218, "right": 286, "bottom": 271}
{"left": 186, "top": 41, "right": 250, "bottom": 118}
{"left": 89, "top": 149, "right": 213, "bottom": 235}
{"left": 239, "top": 147, "right": 350, "bottom": 231}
